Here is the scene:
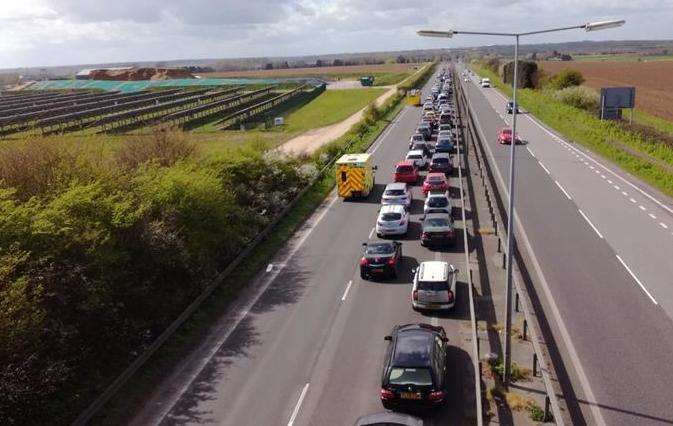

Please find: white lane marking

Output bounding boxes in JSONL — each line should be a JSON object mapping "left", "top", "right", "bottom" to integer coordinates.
{"left": 601, "top": 175, "right": 606, "bottom": 179}
{"left": 341, "top": 280, "right": 353, "bottom": 302}
{"left": 153, "top": 195, "right": 338, "bottom": 423}
{"left": 578, "top": 209, "right": 604, "bottom": 239}
{"left": 649, "top": 213, "right": 657, "bottom": 220}
{"left": 288, "top": 383, "right": 310, "bottom": 426}
{"left": 616, "top": 255, "right": 658, "bottom": 305}
{"left": 639, "top": 205, "right": 647, "bottom": 211}
{"left": 527, "top": 147, "right": 536, "bottom": 158}
{"left": 607, "top": 179, "right": 613, "bottom": 184}
{"left": 589, "top": 165, "right": 595, "bottom": 170}
{"left": 538, "top": 161, "right": 551, "bottom": 175}
{"left": 555, "top": 180, "right": 572, "bottom": 200}
{"left": 266, "top": 264, "right": 274, "bottom": 272}
{"left": 614, "top": 185, "right": 621, "bottom": 190}
{"left": 630, "top": 198, "right": 637, "bottom": 203}
{"left": 594, "top": 170, "right": 600, "bottom": 174}
{"left": 368, "top": 227, "right": 375, "bottom": 239}
{"left": 466, "top": 84, "right": 607, "bottom": 426}
{"left": 621, "top": 191, "right": 628, "bottom": 196}
{"left": 660, "top": 222, "right": 669, "bottom": 229}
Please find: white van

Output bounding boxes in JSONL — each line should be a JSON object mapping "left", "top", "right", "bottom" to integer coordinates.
{"left": 411, "top": 261, "right": 458, "bottom": 311}
{"left": 481, "top": 78, "right": 491, "bottom": 88}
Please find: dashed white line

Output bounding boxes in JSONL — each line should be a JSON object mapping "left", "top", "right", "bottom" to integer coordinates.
{"left": 288, "top": 383, "right": 310, "bottom": 426}
{"left": 368, "top": 227, "right": 375, "bottom": 239}
{"left": 341, "top": 280, "right": 353, "bottom": 302}
{"left": 614, "top": 185, "right": 621, "bottom": 190}
{"left": 589, "top": 165, "right": 595, "bottom": 170}
{"left": 639, "top": 205, "right": 647, "bottom": 211}
{"left": 649, "top": 213, "right": 657, "bottom": 220}
{"left": 616, "top": 255, "right": 658, "bottom": 305}
{"left": 538, "top": 161, "right": 551, "bottom": 175}
{"left": 660, "top": 222, "right": 669, "bottom": 229}
{"left": 630, "top": 198, "right": 637, "bottom": 203}
{"left": 621, "top": 191, "right": 628, "bottom": 196}
{"left": 600, "top": 175, "right": 606, "bottom": 179}
{"left": 266, "top": 264, "right": 274, "bottom": 273}
{"left": 526, "top": 147, "right": 536, "bottom": 158}
{"left": 607, "top": 179, "right": 613, "bottom": 184}
{"left": 555, "top": 180, "right": 572, "bottom": 200}
{"left": 594, "top": 170, "right": 600, "bottom": 174}
{"left": 578, "top": 209, "right": 603, "bottom": 239}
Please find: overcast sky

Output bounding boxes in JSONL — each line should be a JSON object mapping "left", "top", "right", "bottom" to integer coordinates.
{"left": 2, "top": 0, "right": 672, "bottom": 69}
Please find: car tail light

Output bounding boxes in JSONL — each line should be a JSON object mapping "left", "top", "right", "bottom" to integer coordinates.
{"left": 387, "top": 257, "right": 396, "bottom": 266}
{"left": 421, "top": 232, "right": 429, "bottom": 239}
{"left": 428, "top": 390, "right": 445, "bottom": 402}
{"left": 399, "top": 219, "right": 406, "bottom": 226}
{"left": 447, "top": 290, "right": 455, "bottom": 303}
{"left": 447, "top": 229, "right": 455, "bottom": 237}
{"left": 413, "top": 290, "right": 418, "bottom": 301}
{"left": 360, "top": 257, "right": 369, "bottom": 266}
{"left": 380, "top": 388, "right": 396, "bottom": 400}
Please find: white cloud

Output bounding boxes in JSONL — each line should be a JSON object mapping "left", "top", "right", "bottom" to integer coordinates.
{"left": 0, "top": 0, "right": 671, "bottom": 68}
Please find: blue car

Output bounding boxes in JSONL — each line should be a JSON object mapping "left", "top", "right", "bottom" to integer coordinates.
{"left": 434, "top": 137, "right": 454, "bottom": 154}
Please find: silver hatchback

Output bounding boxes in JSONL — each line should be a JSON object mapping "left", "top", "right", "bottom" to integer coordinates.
{"left": 411, "top": 261, "right": 458, "bottom": 311}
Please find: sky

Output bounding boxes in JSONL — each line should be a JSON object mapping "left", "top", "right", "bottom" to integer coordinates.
{"left": 1, "top": 0, "right": 672, "bottom": 69}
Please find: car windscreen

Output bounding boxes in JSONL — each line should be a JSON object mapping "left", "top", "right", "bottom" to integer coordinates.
{"left": 407, "top": 155, "right": 422, "bottom": 160}
{"left": 432, "top": 157, "right": 449, "bottom": 164}
{"left": 365, "top": 243, "right": 394, "bottom": 255}
{"left": 381, "top": 213, "right": 402, "bottom": 221}
{"left": 385, "top": 189, "right": 406, "bottom": 196}
{"left": 425, "top": 217, "right": 450, "bottom": 227}
{"left": 396, "top": 165, "right": 413, "bottom": 173}
{"left": 388, "top": 367, "right": 433, "bottom": 386}
{"left": 418, "top": 281, "right": 449, "bottom": 291}
{"left": 428, "top": 197, "right": 448, "bottom": 207}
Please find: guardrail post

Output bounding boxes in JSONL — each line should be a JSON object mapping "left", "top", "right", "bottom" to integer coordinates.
{"left": 502, "top": 252, "right": 506, "bottom": 269}
{"left": 514, "top": 292, "right": 519, "bottom": 312}
{"left": 497, "top": 237, "right": 501, "bottom": 253}
{"left": 522, "top": 319, "right": 528, "bottom": 341}
{"left": 533, "top": 352, "right": 538, "bottom": 377}
{"left": 544, "top": 395, "right": 551, "bottom": 421}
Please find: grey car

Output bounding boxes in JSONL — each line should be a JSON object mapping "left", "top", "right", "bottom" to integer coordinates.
{"left": 420, "top": 213, "right": 456, "bottom": 247}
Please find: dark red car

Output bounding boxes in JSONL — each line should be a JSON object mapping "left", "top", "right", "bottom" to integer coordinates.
{"left": 393, "top": 160, "right": 419, "bottom": 184}
{"left": 497, "top": 127, "right": 521, "bottom": 145}
{"left": 422, "top": 173, "right": 449, "bottom": 195}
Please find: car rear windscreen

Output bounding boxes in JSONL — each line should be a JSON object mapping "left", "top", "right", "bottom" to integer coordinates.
{"left": 418, "top": 281, "right": 449, "bottom": 291}
{"left": 365, "top": 243, "right": 394, "bottom": 255}
{"left": 388, "top": 367, "right": 433, "bottom": 386}
{"left": 407, "top": 155, "right": 422, "bottom": 160}
{"left": 433, "top": 157, "right": 449, "bottom": 164}
{"left": 385, "top": 189, "right": 406, "bottom": 196}
{"left": 428, "top": 197, "right": 448, "bottom": 207}
{"left": 396, "top": 165, "right": 413, "bottom": 173}
{"left": 381, "top": 213, "right": 402, "bottom": 221}
{"left": 425, "top": 217, "right": 450, "bottom": 227}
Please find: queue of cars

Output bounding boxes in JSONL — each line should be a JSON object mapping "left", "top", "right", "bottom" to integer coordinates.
{"left": 354, "top": 68, "right": 463, "bottom": 416}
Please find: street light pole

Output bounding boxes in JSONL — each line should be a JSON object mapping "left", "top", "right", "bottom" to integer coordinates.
{"left": 503, "top": 34, "right": 519, "bottom": 384}
{"left": 418, "top": 19, "right": 624, "bottom": 387}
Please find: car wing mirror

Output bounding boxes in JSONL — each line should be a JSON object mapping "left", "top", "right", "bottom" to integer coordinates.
{"left": 384, "top": 335, "right": 392, "bottom": 341}
{"left": 442, "top": 337, "right": 449, "bottom": 343}
{"left": 373, "top": 165, "right": 378, "bottom": 171}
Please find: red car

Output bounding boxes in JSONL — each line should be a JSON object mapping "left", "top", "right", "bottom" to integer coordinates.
{"left": 393, "top": 160, "right": 419, "bottom": 184}
{"left": 422, "top": 173, "right": 449, "bottom": 195}
{"left": 497, "top": 128, "right": 521, "bottom": 145}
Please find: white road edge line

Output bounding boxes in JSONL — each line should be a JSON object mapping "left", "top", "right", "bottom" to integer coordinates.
{"left": 287, "top": 383, "right": 310, "bottom": 426}
{"left": 341, "top": 280, "right": 353, "bottom": 302}
{"left": 538, "top": 161, "right": 551, "bottom": 175}
{"left": 578, "top": 209, "right": 603, "bottom": 239}
{"left": 615, "top": 255, "right": 658, "bottom": 305}
{"left": 555, "top": 180, "right": 572, "bottom": 200}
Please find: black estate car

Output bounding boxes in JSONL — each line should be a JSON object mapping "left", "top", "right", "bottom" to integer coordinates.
{"left": 380, "top": 324, "right": 449, "bottom": 410}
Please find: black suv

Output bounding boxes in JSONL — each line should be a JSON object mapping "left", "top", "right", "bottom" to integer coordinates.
{"left": 380, "top": 324, "right": 449, "bottom": 410}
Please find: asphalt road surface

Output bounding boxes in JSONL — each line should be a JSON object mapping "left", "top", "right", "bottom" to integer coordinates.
{"left": 132, "top": 68, "right": 476, "bottom": 426}
{"left": 460, "top": 66, "right": 673, "bottom": 426}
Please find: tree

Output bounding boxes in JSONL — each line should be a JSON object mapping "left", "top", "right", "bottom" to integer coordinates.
{"left": 332, "top": 59, "right": 344, "bottom": 66}
{"left": 315, "top": 59, "right": 324, "bottom": 67}
{"left": 549, "top": 68, "right": 585, "bottom": 90}
{"left": 396, "top": 55, "right": 408, "bottom": 64}
{"left": 264, "top": 63, "right": 274, "bottom": 70}
{"left": 502, "top": 60, "right": 538, "bottom": 89}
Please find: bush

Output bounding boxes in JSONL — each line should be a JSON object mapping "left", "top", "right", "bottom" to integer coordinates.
{"left": 548, "top": 68, "right": 585, "bottom": 90}
{"left": 502, "top": 61, "right": 538, "bottom": 89}
{"left": 553, "top": 86, "right": 599, "bottom": 113}
{"left": 484, "top": 57, "right": 501, "bottom": 73}
{"left": 115, "top": 129, "right": 196, "bottom": 170}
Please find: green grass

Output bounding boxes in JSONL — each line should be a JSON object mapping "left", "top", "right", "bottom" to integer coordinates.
{"left": 470, "top": 63, "right": 673, "bottom": 197}
{"left": 633, "top": 110, "right": 673, "bottom": 137}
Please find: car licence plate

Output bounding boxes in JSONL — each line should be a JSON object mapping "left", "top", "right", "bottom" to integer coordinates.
{"left": 401, "top": 392, "right": 421, "bottom": 400}
{"left": 372, "top": 268, "right": 384, "bottom": 273}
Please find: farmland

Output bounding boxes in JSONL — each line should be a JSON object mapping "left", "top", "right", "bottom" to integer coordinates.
{"left": 540, "top": 60, "right": 673, "bottom": 122}
{"left": 199, "top": 63, "right": 420, "bottom": 86}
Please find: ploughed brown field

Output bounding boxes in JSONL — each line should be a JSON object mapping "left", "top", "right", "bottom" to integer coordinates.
{"left": 541, "top": 60, "right": 673, "bottom": 121}
{"left": 200, "top": 63, "right": 418, "bottom": 79}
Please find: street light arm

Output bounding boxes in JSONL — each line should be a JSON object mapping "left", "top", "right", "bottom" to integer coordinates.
{"left": 453, "top": 30, "right": 517, "bottom": 37}
{"left": 517, "top": 24, "right": 585, "bottom": 36}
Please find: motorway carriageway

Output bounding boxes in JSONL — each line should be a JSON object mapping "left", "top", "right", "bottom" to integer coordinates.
{"left": 460, "top": 65, "right": 673, "bottom": 425}
{"left": 131, "top": 69, "right": 476, "bottom": 425}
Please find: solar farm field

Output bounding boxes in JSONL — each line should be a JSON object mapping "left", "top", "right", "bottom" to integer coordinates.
{"left": 0, "top": 84, "right": 319, "bottom": 137}
{"left": 540, "top": 60, "right": 673, "bottom": 122}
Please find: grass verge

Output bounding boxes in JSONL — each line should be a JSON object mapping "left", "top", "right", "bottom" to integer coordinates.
{"left": 470, "top": 63, "right": 673, "bottom": 197}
